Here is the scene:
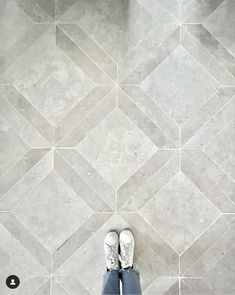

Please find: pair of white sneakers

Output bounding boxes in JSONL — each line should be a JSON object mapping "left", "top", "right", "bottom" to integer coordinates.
{"left": 104, "top": 230, "right": 135, "bottom": 270}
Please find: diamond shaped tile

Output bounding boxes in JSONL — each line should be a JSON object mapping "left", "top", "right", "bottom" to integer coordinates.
{"left": 77, "top": 109, "right": 157, "bottom": 189}
{"left": 15, "top": 47, "right": 94, "bottom": 126}
{"left": 204, "top": 0, "right": 235, "bottom": 56}
{"left": 205, "top": 122, "right": 235, "bottom": 180}
{"left": 140, "top": 46, "right": 219, "bottom": 126}
{"left": 0, "top": 117, "right": 29, "bottom": 176}
{"left": 140, "top": 172, "right": 220, "bottom": 253}
{"left": 13, "top": 171, "right": 93, "bottom": 252}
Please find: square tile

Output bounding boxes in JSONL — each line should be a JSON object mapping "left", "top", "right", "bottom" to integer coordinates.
{"left": 15, "top": 46, "right": 94, "bottom": 126}
{"left": 77, "top": 109, "right": 157, "bottom": 189}
{"left": 140, "top": 172, "right": 220, "bottom": 254}
{"left": 13, "top": 171, "right": 93, "bottom": 252}
{"left": 140, "top": 46, "right": 219, "bottom": 125}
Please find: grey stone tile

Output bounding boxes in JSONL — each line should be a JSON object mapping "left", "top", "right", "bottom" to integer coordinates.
{"left": 0, "top": 276, "right": 50, "bottom": 295}
{"left": 16, "top": 0, "right": 55, "bottom": 22}
{"left": 122, "top": 27, "right": 180, "bottom": 84}
{"left": 0, "top": 212, "right": 51, "bottom": 272}
{"left": 121, "top": 86, "right": 179, "bottom": 147}
{"left": 0, "top": 0, "right": 235, "bottom": 293}
{"left": 181, "top": 152, "right": 235, "bottom": 212}
{"left": 184, "top": 24, "right": 235, "bottom": 76}
{"left": 15, "top": 45, "right": 94, "bottom": 127}
{"left": 0, "top": 25, "right": 54, "bottom": 84}
{"left": 203, "top": 0, "right": 235, "bottom": 57}
{"left": 54, "top": 276, "right": 91, "bottom": 295}
{"left": 54, "top": 152, "right": 112, "bottom": 212}
{"left": 12, "top": 170, "right": 94, "bottom": 253}
{"left": 52, "top": 279, "right": 70, "bottom": 294}
{"left": 0, "top": 93, "right": 51, "bottom": 147}
{"left": 0, "top": 149, "right": 50, "bottom": 198}
{"left": 0, "top": 85, "right": 53, "bottom": 144}
{"left": 204, "top": 245, "right": 235, "bottom": 295}
{"left": 181, "top": 278, "right": 216, "bottom": 295}
{"left": 181, "top": 26, "right": 235, "bottom": 86}
{"left": 118, "top": 89, "right": 176, "bottom": 148}
{"left": 205, "top": 121, "right": 235, "bottom": 180}
{"left": 0, "top": 21, "right": 50, "bottom": 77}
{"left": 182, "top": 0, "right": 224, "bottom": 23}
{"left": 56, "top": 25, "right": 113, "bottom": 85}
{"left": 57, "top": 89, "right": 116, "bottom": 147}
{"left": 140, "top": 171, "right": 220, "bottom": 254}
{"left": 118, "top": 24, "right": 179, "bottom": 83}
{"left": 0, "top": 116, "right": 29, "bottom": 177}
{"left": 0, "top": 151, "right": 53, "bottom": 211}
{"left": 121, "top": 151, "right": 179, "bottom": 212}
{"left": 181, "top": 214, "right": 235, "bottom": 294}
{"left": 58, "top": 0, "right": 175, "bottom": 62}
{"left": 34, "top": 279, "right": 50, "bottom": 295}
{"left": 184, "top": 93, "right": 235, "bottom": 151}
{"left": 53, "top": 213, "right": 112, "bottom": 270}
{"left": 180, "top": 214, "right": 235, "bottom": 275}
{"left": 144, "top": 277, "right": 179, "bottom": 295}
{"left": 54, "top": 86, "right": 114, "bottom": 144}
{"left": 118, "top": 150, "right": 177, "bottom": 209}
{"left": 56, "top": 0, "right": 100, "bottom": 22}
{"left": 140, "top": 45, "right": 219, "bottom": 126}
{"left": 58, "top": 24, "right": 117, "bottom": 81}
{"left": 77, "top": 107, "right": 157, "bottom": 189}
{"left": 57, "top": 149, "right": 116, "bottom": 209}
{"left": 181, "top": 87, "right": 235, "bottom": 146}
{"left": 55, "top": 0, "right": 77, "bottom": 20}
{"left": 183, "top": 150, "right": 235, "bottom": 203}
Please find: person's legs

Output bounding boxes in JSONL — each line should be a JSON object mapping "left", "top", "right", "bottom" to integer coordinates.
{"left": 121, "top": 268, "right": 142, "bottom": 295}
{"left": 102, "top": 269, "right": 120, "bottom": 295}
{"left": 119, "top": 230, "right": 142, "bottom": 295}
{"left": 102, "top": 231, "right": 120, "bottom": 295}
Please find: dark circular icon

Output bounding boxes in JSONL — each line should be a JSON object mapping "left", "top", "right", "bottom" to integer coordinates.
{"left": 6, "top": 275, "right": 20, "bottom": 289}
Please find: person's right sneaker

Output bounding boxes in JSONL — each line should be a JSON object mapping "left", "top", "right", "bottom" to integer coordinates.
{"left": 104, "top": 231, "right": 119, "bottom": 270}
{"left": 119, "top": 230, "right": 135, "bottom": 269}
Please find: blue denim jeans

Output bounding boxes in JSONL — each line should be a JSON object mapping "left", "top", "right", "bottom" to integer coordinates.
{"left": 102, "top": 268, "right": 142, "bottom": 295}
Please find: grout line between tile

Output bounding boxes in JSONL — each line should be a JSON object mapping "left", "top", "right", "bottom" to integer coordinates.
{"left": 202, "top": 149, "right": 235, "bottom": 194}
{"left": 181, "top": 86, "right": 222, "bottom": 129}
{"left": 119, "top": 87, "right": 177, "bottom": 147}
{"left": 182, "top": 24, "right": 235, "bottom": 85}
{"left": 179, "top": 213, "right": 222, "bottom": 258}
{"left": 1, "top": 150, "right": 52, "bottom": 201}
{"left": 55, "top": 87, "right": 115, "bottom": 147}
{"left": 57, "top": 24, "right": 116, "bottom": 84}
{"left": 119, "top": 151, "right": 178, "bottom": 210}
{"left": 182, "top": 95, "right": 234, "bottom": 148}
{"left": 181, "top": 213, "right": 235, "bottom": 277}
{"left": 56, "top": 150, "right": 115, "bottom": 210}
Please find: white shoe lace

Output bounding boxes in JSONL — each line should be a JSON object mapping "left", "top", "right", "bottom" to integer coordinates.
{"left": 105, "top": 243, "right": 119, "bottom": 269}
{"left": 119, "top": 243, "right": 132, "bottom": 268}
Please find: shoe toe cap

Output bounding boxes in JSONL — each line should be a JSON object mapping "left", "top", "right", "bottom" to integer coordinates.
{"left": 120, "top": 230, "right": 134, "bottom": 243}
{"left": 104, "top": 231, "right": 118, "bottom": 246}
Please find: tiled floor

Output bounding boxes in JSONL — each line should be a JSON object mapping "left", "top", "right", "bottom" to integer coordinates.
{"left": 0, "top": 0, "right": 235, "bottom": 294}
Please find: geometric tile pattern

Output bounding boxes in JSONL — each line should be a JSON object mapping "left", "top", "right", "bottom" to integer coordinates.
{"left": 0, "top": 0, "right": 235, "bottom": 294}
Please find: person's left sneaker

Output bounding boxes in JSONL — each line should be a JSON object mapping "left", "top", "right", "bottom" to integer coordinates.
{"left": 104, "top": 231, "right": 119, "bottom": 270}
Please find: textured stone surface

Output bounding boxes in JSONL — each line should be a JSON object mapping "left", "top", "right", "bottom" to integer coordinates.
{"left": 0, "top": 0, "right": 235, "bottom": 294}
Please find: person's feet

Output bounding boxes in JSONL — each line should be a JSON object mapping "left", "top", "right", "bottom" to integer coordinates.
{"left": 119, "top": 230, "right": 135, "bottom": 269}
{"left": 104, "top": 231, "right": 119, "bottom": 270}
